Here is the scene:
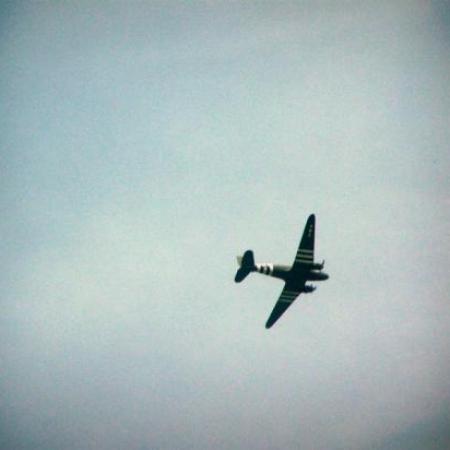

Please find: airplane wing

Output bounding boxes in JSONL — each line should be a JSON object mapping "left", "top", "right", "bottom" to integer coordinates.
{"left": 292, "top": 214, "right": 315, "bottom": 269}
{"left": 265, "top": 282, "right": 305, "bottom": 329}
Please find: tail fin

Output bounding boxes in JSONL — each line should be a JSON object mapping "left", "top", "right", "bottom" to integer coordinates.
{"left": 234, "top": 250, "right": 255, "bottom": 283}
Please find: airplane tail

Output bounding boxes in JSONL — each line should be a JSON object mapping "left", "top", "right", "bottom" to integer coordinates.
{"left": 235, "top": 250, "right": 255, "bottom": 283}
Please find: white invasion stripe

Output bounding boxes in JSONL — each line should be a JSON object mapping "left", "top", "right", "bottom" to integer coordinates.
{"left": 280, "top": 298, "right": 295, "bottom": 303}
{"left": 298, "top": 249, "right": 313, "bottom": 254}
{"left": 296, "top": 255, "right": 313, "bottom": 259}
{"left": 256, "top": 264, "right": 274, "bottom": 275}
{"left": 280, "top": 292, "right": 299, "bottom": 299}
{"left": 280, "top": 295, "right": 296, "bottom": 300}
{"left": 283, "top": 290, "right": 298, "bottom": 296}
{"left": 296, "top": 257, "right": 313, "bottom": 262}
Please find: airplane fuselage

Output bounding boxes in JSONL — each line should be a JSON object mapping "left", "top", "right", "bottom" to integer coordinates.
{"left": 255, "top": 263, "right": 329, "bottom": 285}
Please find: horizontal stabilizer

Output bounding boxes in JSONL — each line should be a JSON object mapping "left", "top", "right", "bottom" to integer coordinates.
{"left": 235, "top": 267, "right": 251, "bottom": 283}
{"left": 241, "top": 250, "right": 255, "bottom": 268}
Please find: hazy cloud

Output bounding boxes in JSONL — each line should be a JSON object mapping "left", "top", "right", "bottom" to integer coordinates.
{"left": 2, "top": 2, "right": 449, "bottom": 449}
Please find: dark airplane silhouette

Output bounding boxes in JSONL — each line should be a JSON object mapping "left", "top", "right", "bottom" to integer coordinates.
{"left": 235, "top": 214, "right": 329, "bottom": 328}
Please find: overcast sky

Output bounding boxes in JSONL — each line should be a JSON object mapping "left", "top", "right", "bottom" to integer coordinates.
{"left": 1, "top": 2, "right": 450, "bottom": 449}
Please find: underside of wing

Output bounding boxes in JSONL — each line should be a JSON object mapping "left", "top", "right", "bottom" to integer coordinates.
{"left": 292, "top": 214, "right": 315, "bottom": 269}
{"left": 265, "top": 284, "right": 303, "bottom": 329}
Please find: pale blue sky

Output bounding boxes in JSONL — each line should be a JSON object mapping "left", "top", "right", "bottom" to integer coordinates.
{"left": 2, "top": 2, "right": 450, "bottom": 449}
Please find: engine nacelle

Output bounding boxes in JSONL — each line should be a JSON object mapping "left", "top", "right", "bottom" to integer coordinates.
{"left": 303, "top": 284, "right": 316, "bottom": 293}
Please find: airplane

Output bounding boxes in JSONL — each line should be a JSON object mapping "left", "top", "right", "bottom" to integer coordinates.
{"left": 234, "top": 214, "right": 329, "bottom": 328}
